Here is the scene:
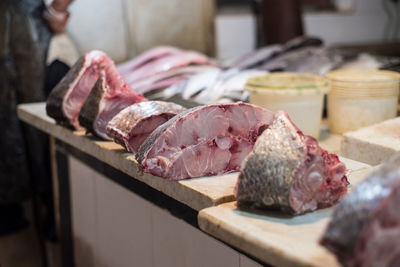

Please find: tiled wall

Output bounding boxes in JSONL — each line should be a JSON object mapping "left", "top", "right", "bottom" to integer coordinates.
{"left": 68, "top": 156, "right": 262, "bottom": 267}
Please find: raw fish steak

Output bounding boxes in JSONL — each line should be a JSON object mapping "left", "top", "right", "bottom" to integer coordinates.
{"left": 106, "top": 101, "right": 186, "bottom": 152}
{"left": 136, "top": 103, "right": 275, "bottom": 180}
{"left": 78, "top": 71, "right": 146, "bottom": 140}
{"left": 235, "top": 111, "right": 348, "bottom": 215}
{"left": 46, "top": 51, "right": 114, "bottom": 129}
{"left": 321, "top": 153, "right": 400, "bottom": 267}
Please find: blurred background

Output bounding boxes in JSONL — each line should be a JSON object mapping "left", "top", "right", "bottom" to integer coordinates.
{"left": 47, "top": 0, "right": 400, "bottom": 63}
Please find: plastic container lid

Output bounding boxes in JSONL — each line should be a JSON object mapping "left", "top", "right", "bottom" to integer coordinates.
{"left": 245, "top": 72, "right": 330, "bottom": 95}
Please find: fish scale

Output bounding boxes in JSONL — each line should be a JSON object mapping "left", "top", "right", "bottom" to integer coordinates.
{"left": 236, "top": 111, "right": 348, "bottom": 215}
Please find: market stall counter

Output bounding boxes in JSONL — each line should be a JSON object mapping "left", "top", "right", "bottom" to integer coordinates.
{"left": 17, "top": 102, "right": 262, "bottom": 267}
{"left": 17, "top": 102, "right": 369, "bottom": 267}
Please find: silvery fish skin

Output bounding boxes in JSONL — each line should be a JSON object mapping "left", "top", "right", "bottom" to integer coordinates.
{"left": 321, "top": 153, "right": 400, "bottom": 267}
{"left": 228, "top": 45, "right": 282, "bottom": 69}
{"left": 282, "top": 36, "right": 323, "bottom": 52}
{"left": 161, "top": 67, "right": 220, "bottom": 99}
{"left": 214, "top": 69, "right": 267, "bottom": 102}
{"left": 133, "top": 65, "right": 211, "bottom": 94}
{"left": 106, "top": 101, "right": 186, "bottom": 152}
{"left": 259, "top": 46, "right": 317, "bottom": 71}
{"left": 117, "top": 46, "right": 183, "bottom": 77}
{"left": 286, "top": 48, "right": 343, "bottom": 75}
{"left": 260, "top": 47, "right": 343, "bottom": 75}
{"left": 193, "top": 68, "right": 240, "bottom": 104}
{"left": 181, "top": 67, "right": 221, "bottom": 99}
{"left": 123, "top": 51, "right": 217, "bottom": 85}
{"left": 193, "top": 69, "right": 267, "bottom": 104}
{"left": 236, "top": 111, "right": 348, "bottom": 215}
{"left": 226, "top": 36, "right": 322, "bottom": 70}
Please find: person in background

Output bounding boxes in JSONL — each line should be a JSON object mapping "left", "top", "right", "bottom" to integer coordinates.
{"left": 0, "top": 0, "right": 73, "bottom": 241}
{"left": 44, "top": 0, "right": 73, "bottom": 33}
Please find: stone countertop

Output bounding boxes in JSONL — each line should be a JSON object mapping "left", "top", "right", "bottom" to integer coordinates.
{"left": 341, "top": 116, "right": 400, "bottom": 166}
{"left": 198, "top": 166, "right": 373, "bottom": 267}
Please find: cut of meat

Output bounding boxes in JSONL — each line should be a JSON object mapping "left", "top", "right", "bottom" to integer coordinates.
{"left": 123, "top": 51, "right": 217, "bottom": 85}
{"left": 235, "top": 111, "right": 348, "bottom": 215}
{"left": 320, "top": 153, "right": 400, "bottom": 267}
{"left": 106, "top": 101, "right": 186, "bottom": 152}
{"left": 78, "top": 63, "right": 146, "bottom": 140}
{"left": 136, "top": 103, "right": 275, "bottom": 180}
{"left": 46, "top": 51, "right": 112, "bottom": 129}
{"left": 117, "top": 46, "right": 183, "bottom": 77}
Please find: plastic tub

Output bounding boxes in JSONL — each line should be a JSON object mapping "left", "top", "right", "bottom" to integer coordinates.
{"left": 326, "top": 69, "right": 400, "bottom": 134}
{"left": 245, "top": 73, "right": 330, "bottom": 139}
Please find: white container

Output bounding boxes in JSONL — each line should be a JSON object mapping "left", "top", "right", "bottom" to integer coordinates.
{"left": 326, "top": 70, "right": 400, "bottom": 134}
{"left": 246, "top": 73, "right": 329, "bottom": 139}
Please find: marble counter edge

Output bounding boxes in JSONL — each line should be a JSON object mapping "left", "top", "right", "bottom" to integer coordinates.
{"left": 198, "top": 203, "right": 320, "bottom": 267}
{"left": 197, "top": 166, "right": 374, "bottom": 267}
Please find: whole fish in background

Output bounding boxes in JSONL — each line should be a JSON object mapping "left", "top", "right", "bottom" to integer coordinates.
{"left": 193, "top": 68, "right": 240, "bottom": 103}
{"left": 165, "top": 68, "right": 267, "bottom": 105}
{"left": 117, "top": 46, "right": 218, "bottom": 95}
{"left": 286, "top": 48, "right": 344, "bottom": 75}
{"left": 161, "top": 67, "right": 221, "bottom": 99}
{"left": 228, "top": 45, "right": 282, "bottom": 69}
{"left": 236, "top": 111, "right": 348, "bottom": 215}
{"left": 226, "top": 36, "right": 322, "bottom": 70}
{"left": 181, "top": 67, "right": 222, "bottom": 99}
{"left": 282, "top": 36, "right": 323, "bottom": 52}
{"left": 339, "top": 53, "right": 382, "bottom": 70}
{"left": 118, "top": 36, "right": 386, "bottom": 105}
{"left": 260, "top": 47, "right": 343, "bottom": 75}
{"left": 216, "top": 69, "right": 267, "bottom": 101}
{"left": 380, "top": 57, "right": 400, "bottom": 72}
{"left": 117, "top": 46, "right": 183, "bottom": 77}
{"left": 321, "top": 153, "right": 400, "bottom": 267}
{"left": 134, "top": 66, "right": 211, "bottom": 95}
{"left": 123, "top": 51, "right": 217, "bottom": 85}
{"left": 193, "top": 69, "right": 267, "bottom": 104}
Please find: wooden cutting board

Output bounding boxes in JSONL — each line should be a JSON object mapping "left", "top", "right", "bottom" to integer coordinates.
{"left": 198, "top": 166, "right": 374, "bottom": 267}
{"left": 342, "top": 116, "right": 400, "bottom": 166}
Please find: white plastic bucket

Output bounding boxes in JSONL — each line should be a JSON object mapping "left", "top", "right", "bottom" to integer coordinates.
{"left": 245, "top": 73, "right": 330, "bottom": 139}
{"left": 326, "top": 69, "right": 400, "bottom": 134}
